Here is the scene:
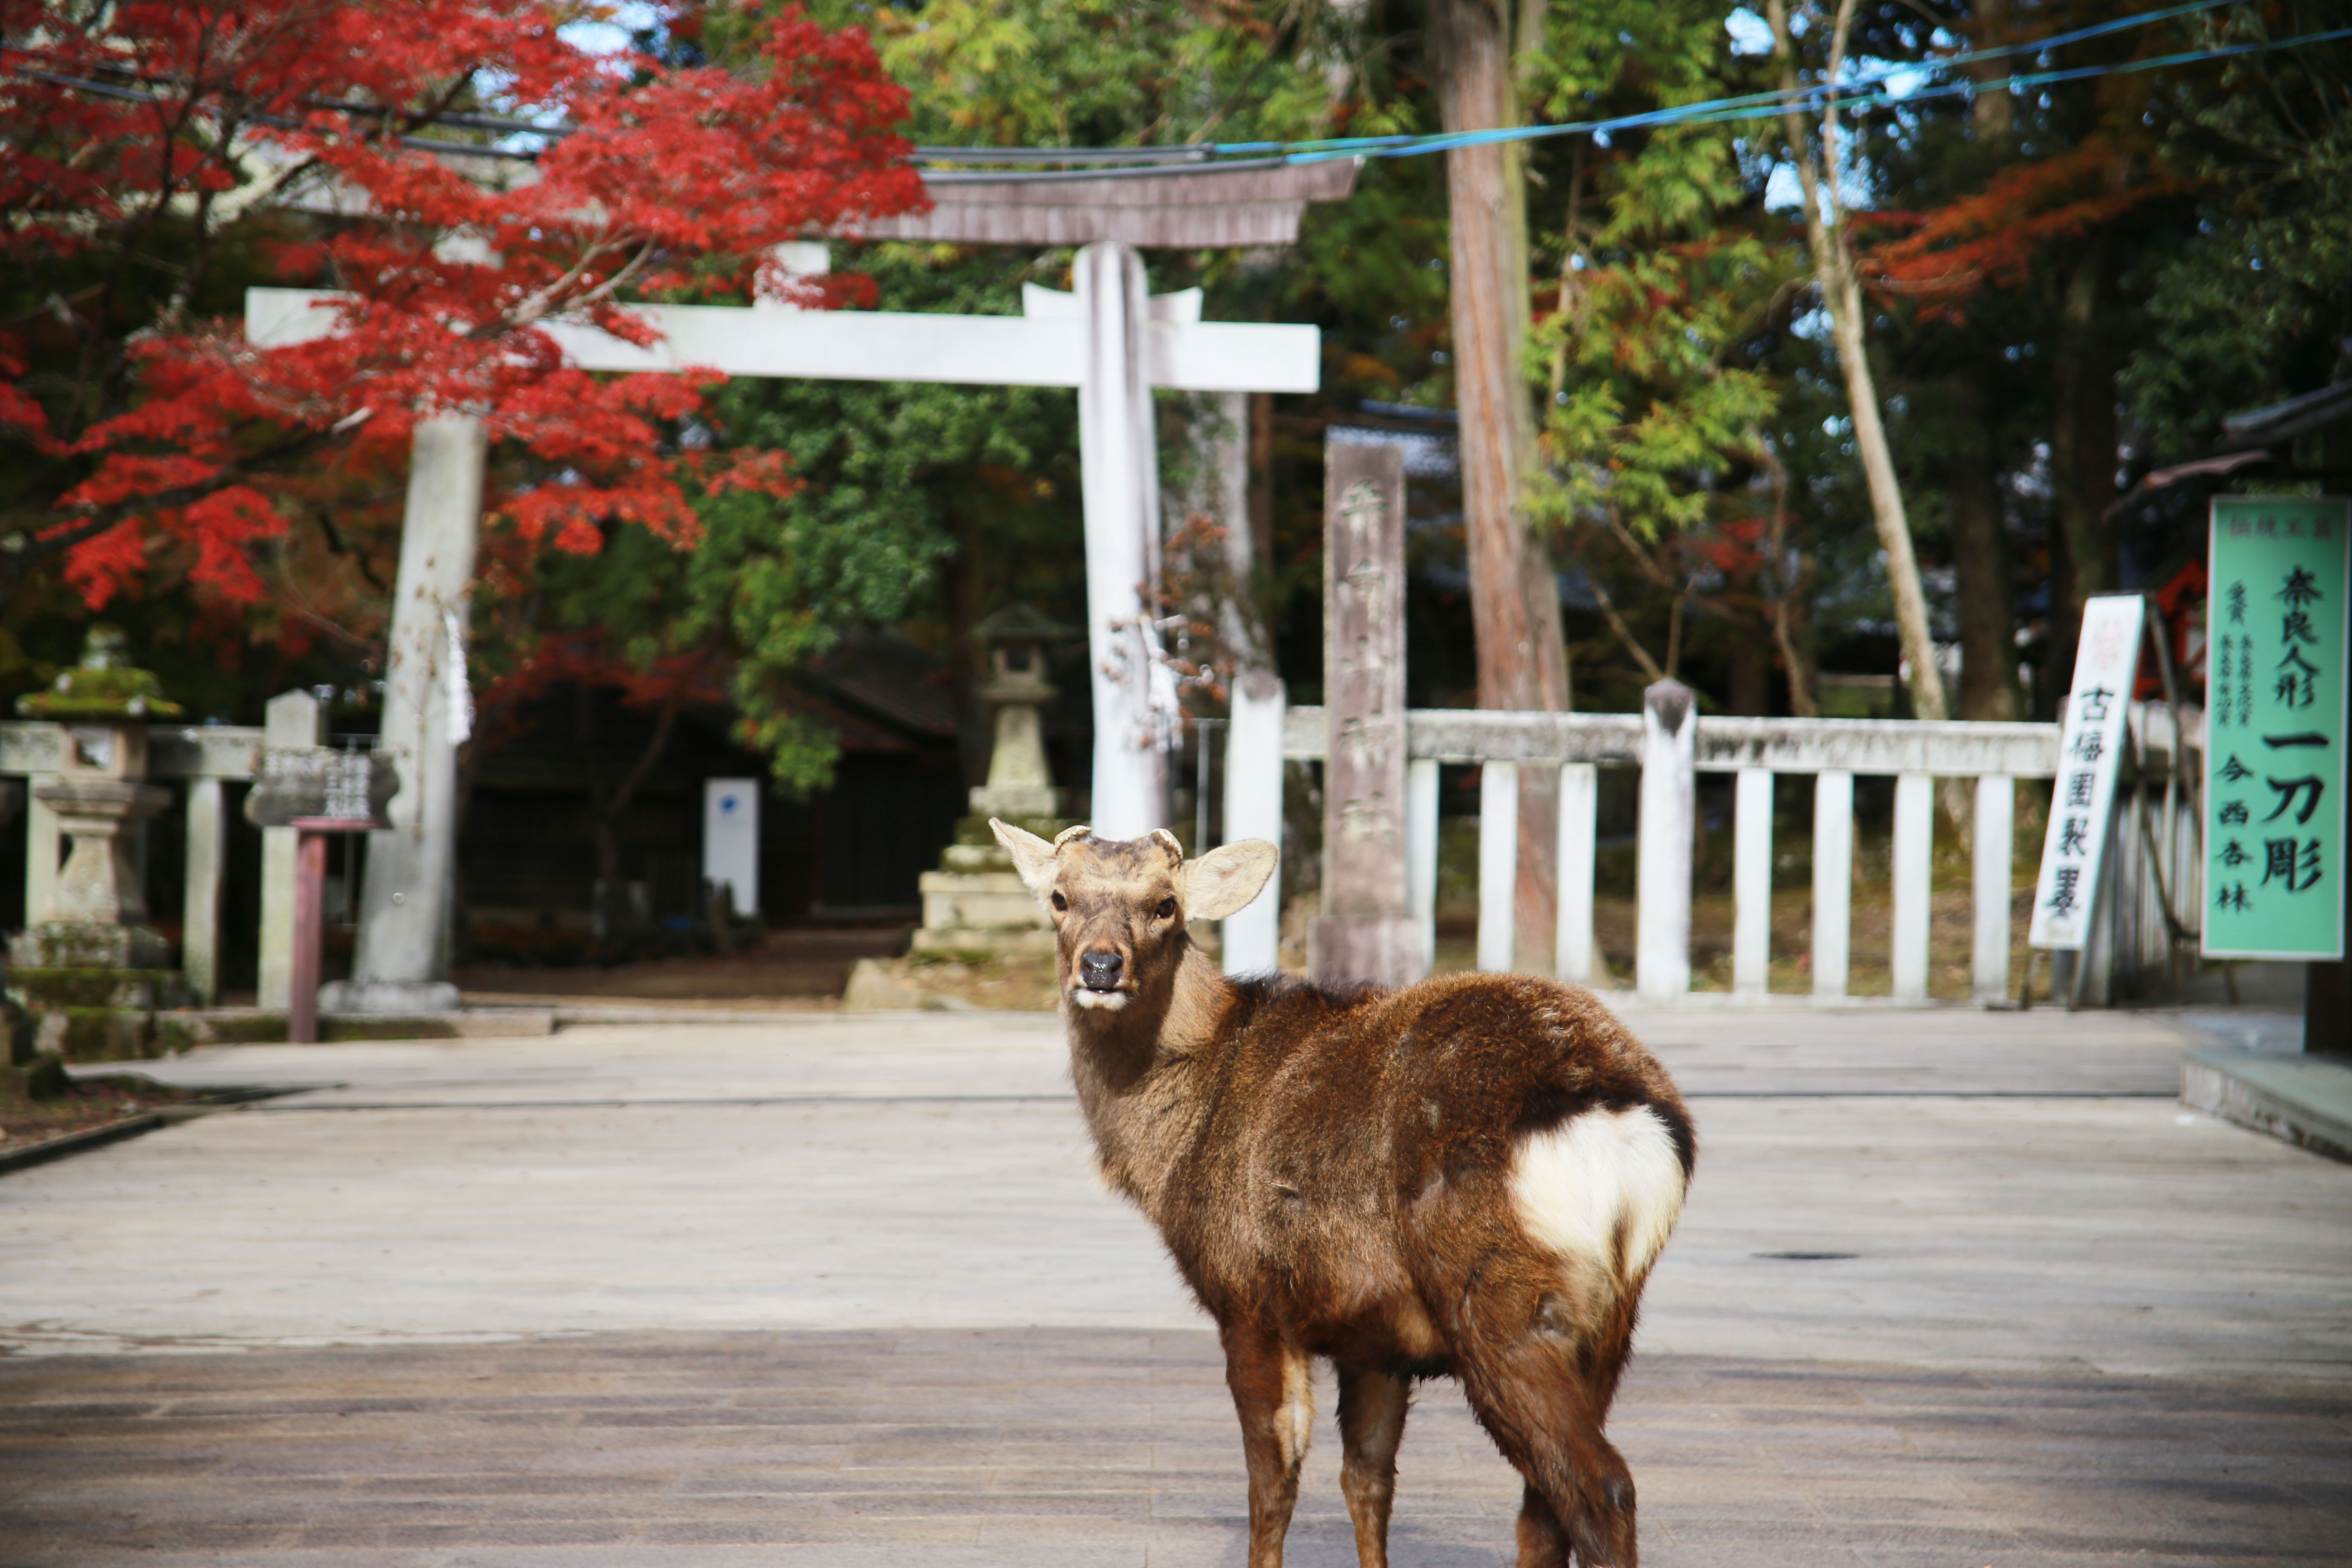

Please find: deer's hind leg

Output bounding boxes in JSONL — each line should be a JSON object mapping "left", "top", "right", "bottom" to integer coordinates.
{"left": 1221, "top": 1320, "right": 1314, "bottom": 1568}
{"left": 1451, "top": 1267, "right": 1641, "bottom": 1568}
{"left": 1335, "top": 1363, "right": 1411, "bottom": 1568}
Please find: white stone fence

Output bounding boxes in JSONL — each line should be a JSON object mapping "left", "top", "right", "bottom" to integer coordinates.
{"left": 2, "top": 690, "right": 335, "bottom": 1008}
{"left": 1222, "top": 683, "right": 2202, "bottom": 1005}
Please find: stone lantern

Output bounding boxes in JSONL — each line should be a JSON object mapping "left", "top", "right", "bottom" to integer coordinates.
{"left": 11, "top": 627, "right": 182, "bottom": 973}
{"left": 905, "top": 605, "right": 1077, "bottom": 962}
{"left": 965, "top": 603, "right": 1075, "bottom": 827}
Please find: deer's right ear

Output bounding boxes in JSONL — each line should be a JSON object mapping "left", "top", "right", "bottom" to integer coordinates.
{"left": 990, "top": 818, "right": 1060, "bottom": 899}
{"left": 1182, "top": 839, "right": 1278, "bottom": 921}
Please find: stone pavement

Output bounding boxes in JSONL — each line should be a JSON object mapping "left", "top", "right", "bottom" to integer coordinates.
{"left": 2, "top": 1008, "right": 2347, "bottom": 1565}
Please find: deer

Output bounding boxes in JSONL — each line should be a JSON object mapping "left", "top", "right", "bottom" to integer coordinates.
{"left": 991, "top": 818, "right": 1694, "bottom": 1568}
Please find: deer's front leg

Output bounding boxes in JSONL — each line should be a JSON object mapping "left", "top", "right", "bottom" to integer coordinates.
{"left": 1221, "top": 1320, "right": 1313, "bottom": 1568}
{"left": 1337, "top": 1363, "right": 1411, "bottom": 1567}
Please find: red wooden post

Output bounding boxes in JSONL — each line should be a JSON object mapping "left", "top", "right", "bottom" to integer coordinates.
{"left": 288, "top": 827, "right": 328, "bottom": 1044}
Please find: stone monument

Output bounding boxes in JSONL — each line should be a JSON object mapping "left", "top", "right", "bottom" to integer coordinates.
{"left": 9, "top": 627, "right": 189, "bottom": 1056}
{"left": 1308, "top": 439, "right": 1424, "bottom": 987}
{"left": 911, "top": 606, "right": 1076, "bottom": 960}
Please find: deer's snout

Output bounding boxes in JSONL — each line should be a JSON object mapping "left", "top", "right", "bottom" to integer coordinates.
{"left": 1078, "top": 948, "right": 1126, "bottom": 991}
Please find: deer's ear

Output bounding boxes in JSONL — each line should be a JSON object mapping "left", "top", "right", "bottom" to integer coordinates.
{"left": 991, "top": 818, "right": 1060, "bottom": 898}
{"left": 1183, "top": 839, "right": 1278, "bottom": 921}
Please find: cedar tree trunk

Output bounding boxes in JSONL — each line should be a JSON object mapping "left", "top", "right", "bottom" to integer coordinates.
{"left": 1947, "top": 361, "right": 2022, "bottom": 721}
{"left": 1432, "top": 0, "right": 1571, "bottom": 973}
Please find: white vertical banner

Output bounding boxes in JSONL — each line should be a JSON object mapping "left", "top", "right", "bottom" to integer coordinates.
{"left": 703, "top": 778, "right": 761, "bottom": 919}
{"left": 2028, "top": 594, "right": 2146, "bottom": 950}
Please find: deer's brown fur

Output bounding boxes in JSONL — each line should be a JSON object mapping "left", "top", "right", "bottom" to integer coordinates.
{"left": 993, "top": 820, "right": 1694, "bottom": 1568}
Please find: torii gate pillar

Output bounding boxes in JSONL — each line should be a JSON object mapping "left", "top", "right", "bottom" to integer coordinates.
{"left": 1074, "top": 240, "right": 1167, "bottom": 838}
{"left": 322, "top": 412, "right": 483, "bottom": 1014}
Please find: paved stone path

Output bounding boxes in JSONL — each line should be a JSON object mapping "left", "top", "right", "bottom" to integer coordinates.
{"left": 2, "top": 1007, "right": 2346, "bottom": 1565}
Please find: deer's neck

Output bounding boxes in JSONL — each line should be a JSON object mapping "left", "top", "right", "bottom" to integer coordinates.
{"left": 1065, "top": 937, "right": 1235, "bottom": 1215}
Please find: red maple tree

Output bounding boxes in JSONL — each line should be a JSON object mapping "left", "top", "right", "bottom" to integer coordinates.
{"left": 1861, "top": 134, "right": 2173, "bottom": 317}
{"left": 0, "top": 0, "right": 924, "bottom": 610}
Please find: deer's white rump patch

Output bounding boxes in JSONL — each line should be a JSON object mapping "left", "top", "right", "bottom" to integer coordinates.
{"left": 1507, "top": 1106, "right": 1686, "bottom": 1283}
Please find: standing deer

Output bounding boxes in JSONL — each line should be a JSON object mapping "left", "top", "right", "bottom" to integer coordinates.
{"left": 992, "top": 819, "right": 1694, "bottom": 1568}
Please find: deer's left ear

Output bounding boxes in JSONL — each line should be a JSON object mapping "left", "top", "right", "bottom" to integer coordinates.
{"left": 991, "top": 818, "right": 1060, "bottom": 898}
{"left": 1182, "top": 840, "right": 1279, "bottom": 921}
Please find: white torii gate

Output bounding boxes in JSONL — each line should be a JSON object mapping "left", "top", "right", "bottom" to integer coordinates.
{"left": 248, "top": 160, "right": 1352, "bottom": 1011}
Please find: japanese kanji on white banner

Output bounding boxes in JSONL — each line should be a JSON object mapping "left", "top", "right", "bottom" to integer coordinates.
{"left": 2029, "top": 594, "right": 2147, "bottom": 950}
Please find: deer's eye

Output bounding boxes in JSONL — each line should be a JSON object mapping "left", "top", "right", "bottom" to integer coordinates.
{"left": 1050, "top": 892, "right": 1068, "bottom": 912}
{"left": 1156, "top": 897, "right": 1178, "bottom": 919}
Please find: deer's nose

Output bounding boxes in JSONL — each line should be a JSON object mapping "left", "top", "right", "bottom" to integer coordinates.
{"left": 1078, "top": 949, "right": 1125, "bottom": 990}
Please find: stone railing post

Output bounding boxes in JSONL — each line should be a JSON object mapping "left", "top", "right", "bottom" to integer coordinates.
{"left": 1733, "top": 766, "right": 1773, "bottom": 997}
{"left": 181, "top": 778, "right": 225, "bottom": 1006}
{"left": 1891, "top": 772, "right": 1935, "bottom": 1001}
{"left": 1476, "top": 762, "right": 1518, "bottom": 971}
{"left": 1407, "top": 756, "right": 1440, "bottom": 971}
{"left": 1812, "top": 771, "right": 1854, "bottom": 997}
{"left": 1554, "top": 762, "right": 1598, "bottom": 984}
{"left": 1637, "top": 678, "right": 1697, "bottom": 1002}
{"left": 1972, "top": 774, "right": 2015, "bottom": 1002}
{"left": 1220, "top": 670, "right": 1286, "bottom": 977}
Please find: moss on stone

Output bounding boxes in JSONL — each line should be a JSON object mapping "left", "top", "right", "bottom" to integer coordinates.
{"left": 15, "top": 664, "right": 184, "bottom": 718}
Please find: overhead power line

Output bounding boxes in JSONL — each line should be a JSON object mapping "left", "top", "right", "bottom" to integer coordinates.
{"left": 1225, "top": 0, "right": 2254, "bottom": 159}
{"left": 6, "top": 0, "right": 2341, "bottom": 182}
{"left": 1282, "top": 12, "right": 2350, "bottom": 163}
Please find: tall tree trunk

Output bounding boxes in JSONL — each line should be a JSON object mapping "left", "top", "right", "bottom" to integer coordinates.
{"left": 1432, "top": 0, "right": 1570, "bottom": 974}
{"left": 2049, "top": 236, "right": 2119, "bottom": 694}
{"left": 1247, "top": 391, "right": 1274, "bottom": 576}
{"left": 1969, "top": 0, "right": 2015, "bottom": 140}
{"left": 1946, "top": 361, "right": 2021, "bottom": 721}
{"left": 576, "top": 680, "right": 682, "bottom": 940}
{"left": 1176, "top": 390, "right": 1270, "bottom": 674}
{"left": 1767, "top": 0, "right": 1948, "bottom": 722}
{"left": 1727, "top": 625, "right": 1772, "bottom": 715}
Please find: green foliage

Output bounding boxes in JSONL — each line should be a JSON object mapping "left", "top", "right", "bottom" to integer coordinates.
{"left": 1520, "top": 0, "right": 1792, "bottom": 544}
{"left": 800, "top": 0, "right": 1370, "bottom": 150}
{"left": 2126, "top": 10, "right": 2352, "bottom": 457}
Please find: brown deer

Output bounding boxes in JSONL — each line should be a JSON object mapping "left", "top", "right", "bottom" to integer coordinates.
{"left": 991, "top": 819, "right": 1694, "bottom": 1568}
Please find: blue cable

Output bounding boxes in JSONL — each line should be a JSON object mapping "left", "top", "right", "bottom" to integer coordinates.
{"left": 1274, "top": 17, "right": 2350, "bottom": 164}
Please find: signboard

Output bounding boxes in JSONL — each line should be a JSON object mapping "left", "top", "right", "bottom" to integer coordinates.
{"left": 703, "top": 779, "right": 760, "bottom": 919}
{"left": 2030, "top": 594, "right": 2146, "bottom": 949}
{"left": 2203, "top": 496, "right": 2350, "bottom": 960}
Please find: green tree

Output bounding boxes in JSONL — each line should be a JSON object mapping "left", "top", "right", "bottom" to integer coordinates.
{"left": 2126, "top": 4, "right": 2352, "bottom": 461}
{"left": 1519, "top": 0, "right": 1799, "bottom": 709}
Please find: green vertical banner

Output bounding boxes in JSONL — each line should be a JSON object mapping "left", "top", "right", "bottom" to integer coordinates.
{"left": 2204, "top": 496, "right": 2351, "bottom": 960}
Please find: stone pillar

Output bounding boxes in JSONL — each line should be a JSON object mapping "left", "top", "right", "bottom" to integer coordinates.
{"left": 1311, "top": 439, "right": 1422, "bottom": 987}
{"left": 1636, "top": 678, "right": 1696, "bottom": 1003}
{"left": 23, "top": 776, "right": 58, "bottom": 929}
{"left": 181, "top": 778, "right": 224, "bottom": 1006}
{"left": 256, "top": 690, "right": 323, "bottom": 1011}
{"left": 1075, "top": 241, "right": 1170, "bottom": 838}
{"left": 338, "top": 412, "right": 484, "bottom": 1014}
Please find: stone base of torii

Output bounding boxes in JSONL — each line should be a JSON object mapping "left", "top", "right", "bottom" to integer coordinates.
{"left": 248, "top": 160, "right": 1355, "bottom": 1010}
